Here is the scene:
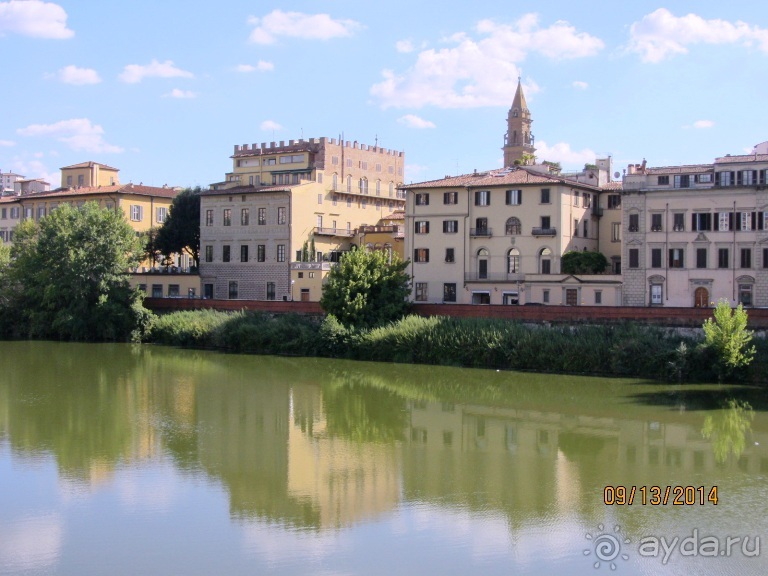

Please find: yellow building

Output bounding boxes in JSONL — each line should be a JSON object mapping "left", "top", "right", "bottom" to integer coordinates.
{"left": 60, "top": 161, "right": 120, "bottom": 188}
{"left": 201, "top": 137, "right": 406, "bottom": 301}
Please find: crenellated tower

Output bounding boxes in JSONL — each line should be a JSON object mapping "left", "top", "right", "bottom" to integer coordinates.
{"left": 503, "top": 78, "right": 536, "bottom": 166}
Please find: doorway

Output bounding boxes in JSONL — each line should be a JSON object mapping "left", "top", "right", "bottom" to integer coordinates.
{"left": 694, "top": 287, "right": 709, "bottom": 308}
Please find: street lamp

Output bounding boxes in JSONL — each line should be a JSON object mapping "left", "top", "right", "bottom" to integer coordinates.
{"left": 291, "top": 279, "right": 295, "bottom": 302}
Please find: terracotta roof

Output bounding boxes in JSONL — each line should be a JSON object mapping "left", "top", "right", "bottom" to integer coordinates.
{"left": 201, "top": 184, "right": 294, "bottom": 196}
{"left": 60, "top": 161, "right": 120, "bottom": 171}
{"left": 403, "top": 167, "right": 601, "bottom": 191}
{"left": 714, "top": 154, "right": 768, "bottom": 164}
{"left": 601, "top": 181, "right": 624, "bottom": 191}
{"left": 382, "top": 211, "right": 405, "bottom": 220}
{"left": 1, "top": 183, "right": 177, "bottom": 200}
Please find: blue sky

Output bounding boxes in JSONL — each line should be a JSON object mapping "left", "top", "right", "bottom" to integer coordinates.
{"left": 1, "top": 0, "right": 767, "bottom": 188}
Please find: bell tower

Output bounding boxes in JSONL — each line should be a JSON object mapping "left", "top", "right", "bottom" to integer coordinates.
{"left": 503, "top": 78, "right": 535, "bottom": 166}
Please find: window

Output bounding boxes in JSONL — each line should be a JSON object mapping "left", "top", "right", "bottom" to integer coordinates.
{"left": 651, "top": 248, "right": 662, "bottom": 268}
{"left": 205, "top": 209, "right": 213, "bottom": 226}
{"left": 583, "top": 193, "right": 591, "bottom": 208}
{"left": 657, "top": 175, "right": 669, "bottom": 185}
{"left": 628, "top": 213, "right": 639, "bottom": 232}
{"left": 444, "top": 191, "right": 458, "bottom": 204}
{"left": 78, "top": 174, "right": 84, "bottom": 186}
{"left": 237, "top": 208, "right": 248, "bottom": 226}
{"left": 222, "top": 245, "right": 231, "bottom": 262}
{"left": 445, "top": 248, "right": 455, "bottom": 263}
{"left": 543, "top": 290, "right": 550, "bottom": 303}
{"left": 540, "top": 188, "right": 550, "bottom": 203}
{"left": 443, "top": 220, "right": 458, "bottom": 233}
{"left": 508, "top": 248, "right": 520, "bottom": 273}
{"left": 573, "top": 193, "right": 579, "bottom": 207}
{"left": 265, "top": 158, "right": 276, "bottom": 166}
{"left": 583, "top": 220, "right": 588, "bottom": 238}
{"left": 696, "top": 248, "right": 707, "bottom": 269}
{"left": 130, "top": 205, "right": 143, "bottom": 221}
{"left": 505, "top": 217, "right": 521, "bottom": 235}
{"left": 718, "top": 248, "right": 729, "bottom": 269}
{"left": 541, "top": 216, "right": 551, "bottom": 229}
{"left": 168, "top": 284, "right": 180, "bottom": 298}
{"left": 475, "top": 190, "right": 490, "bottom": 206}
{"left": 415, "top": 221, "right": 430, "bottom": 234}
{"left": 741, "top": 248, "right": 752, "bottom": 268}
{"left": 223, "top": 209, "right": 232, "bottom": 226}
{"left": 651, "top": 213, "right": 663, "bottom": 232}
{"left": 573, "top": 219, "right": 579, "bottom": 236}
{"left": 740, "top": 212, "right": 752, "bottom": 231}
{"left": 415, "top": 283, "right": 428, "bottom": 301}
{"left": 692, "top": 212, "right": 712, "bottom": 231}
{"left": 674, "top": 174, "right": 691, "bottom": 188}
{"left": 316, "top": 215, "right": 323, "bottom": 229}
{"left": 36, "top": 206, "right": 46, "bottom": 220}
{"left": 156, "top": 207, "right": 167, "bottom": 223}
{"left": 611, "top": 222, "right": 621, "bottom": 242}
{"left": 258, "top": 208, "right": 266, "bottom": 225}
{"left": 673, "top": 213, "right": 685, "bottom": 231}
{"left": 594, "top": 291, "right": 602, "bottom": 305}
{"left": 257, "top": 244, "right": 265, "bottom": 262}
{"left": 266, "top": 282, "right": 275, "bottom": 300}
{"left": 443, "top": 283, "right": 457, "bottom": 302}
{"left": 205, "top": 245, "right": 213, "bottom": 262}
{"left": 506, "top": 189, "right": 521, "bottom": 205}
{"left": 540, "top": 247, "right": 552, "bottom": 274}
{"left": 629, "top": 248, "right": 639, "bottom": 268}
{"left": 359, "top": 179, "right": 368, "bottom": 194}
{"left": 415, "top": 193, "right": 429, "bottom": 206}
{"left": 607, "top": 194, "right": 621, "bottom": 209}
{"left": 739, "top": 284, "right": 753, "bottom": 307}
{"left": 669, "top": 248, "right": 685, "bottom": 268}
{"left": 376, "top": 180, "right": 381, "bottom": 196}
{"left": 66, "top": 175, "right": 72, "bottom": 186}
{"left": 414, "top": 248, "right": 429, "bottom": 263}
{"left": 764, "top": 248, "right": 768, "bottom": 269}
{"left": 240, "top": 245, "right": 249, "bottom": 262}
{"left": 277, "top": 244, "right": 285, "bottom": 262}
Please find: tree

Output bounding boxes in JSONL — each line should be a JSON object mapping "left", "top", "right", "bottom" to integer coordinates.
{"left": 155, "top": 187, "right": 202, "bottom": 267}
{"left": 702, "top": 299, "right": 756, "bottom": 380}
{"left": 140, "top": 226, "right": 163, "bottom": 269}
{"left": 6, "top": 202, "right": 151, "bottom": 341}
{"left": 320, "top": 248, "right": 410, "bottom": 329}
{"left": 561, "top": 251, "right": 608, "bottom": 274}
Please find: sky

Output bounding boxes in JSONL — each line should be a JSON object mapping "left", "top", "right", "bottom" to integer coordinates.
{"left": 1, "top": 0, "right": 767, "bottom": 188}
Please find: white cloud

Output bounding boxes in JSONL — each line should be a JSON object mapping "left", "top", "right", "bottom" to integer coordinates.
{"left": 0, "top": 139, "right": 15, "bottom": 146}
{"left": 164, "top": 88, "right": 197, "bottom": 99}
{"left": 397, "top": 114, "right": 436, "bottom": 129}
{"left": 628, "top": 8, "right": 768, "bottom": 63}
{"left": 260, "top": 120, "right": 282, "bottom": 132}
{"left": 55, "top": 65, "right": 101, "bottom": 85}
{"left": 693, "top": 119, "right": 714, "bottom": 129}
{"left": 17, "top": 118, "right": 123, "bottom": 153}
{"left": 0, "top": 0, "right": 73, "bottom": 39}
{"left": 118, "top": 59, "right": 193, "bottom": 84}
{"left": 572, "top": 80, "right": 588, "bottom": 90}
{"left": 395, "top": 39, "right": 414, "bottom": 53}
{"left": 236, "top": 61, "right": 274, "bottom": 73}
{"left": 535, "top": 141, "right": 597, "bottom": 167}
{"left": 247, "top": 9, "right": 363, "bottom": 44}
{"left": 371, "top": 14, "right": 603, "bottom": 109}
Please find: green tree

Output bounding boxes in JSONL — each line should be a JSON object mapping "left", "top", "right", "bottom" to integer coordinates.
{"left": 561, "top": 251, "right": 608, "bottom": 274}
{"left": 320, "top": 248, "right": 410, "bottom": 329}
{"left": 702, "top": 299, "right": 756, "bottom": 380}
{"left": 155, "top": 187, "right": 202, "bottom": 267}
{"left": 6, "top": 202, "right": 151, "bottom": 341}
{"left": 140, "top": 226, "right": 163, "bottom": 268}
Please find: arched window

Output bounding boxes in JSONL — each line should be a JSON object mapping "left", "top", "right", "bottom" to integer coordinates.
{"left": 508, "top": 248, "right": 520, "bottom": 274}
{"left": 505, "top": 217, "right": 521, "bottom": 235}
{"left": 478, "top": 248, "right": 489, "bottom": 279}
{"left": 376, "top": 180, "right": 381, "bottom": 196}
{"left": 389, "top": 182, "right": 394, "bottom": 197}
{"left": 347, "top": 175, "right": 352, "bottom": 192}
{"left": 539, "top": 247, "right": 552, "bottom": 274}
{"left": 332, "top": 173, "right": 338, "bottom": 191}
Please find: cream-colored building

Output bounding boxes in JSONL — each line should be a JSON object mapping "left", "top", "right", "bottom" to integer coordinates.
{"left": 403, "top": 168, "right": 622, "bottom": 305}
{"left": 200, "top": 137, "right": 405, "bottom": 301}
{"left": 622, "top": 148, "right": 768, "bottom": 307}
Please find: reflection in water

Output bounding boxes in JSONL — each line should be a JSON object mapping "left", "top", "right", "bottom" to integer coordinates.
{"left": 702, "top": 399, "right": 755, "bottom": 463}
{"left": 1, "top": 342, "right": 768, "bottom": 575}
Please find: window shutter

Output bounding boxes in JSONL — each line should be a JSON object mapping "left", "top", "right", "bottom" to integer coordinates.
{"left": 729, "top": 212, "right": 734, "bottom": 230}
{"left": 714, "top": 213, "right": 720, "bottom": 231}
{"left": 519, "top": 190, "right": 523, "bottom": 204}
{"left": 691, "top": 213, "right": 697, "bottom": 231}
{"left": 759, "top": 212, "right": 765, "bottom": 231}
{"left": 752, "top": 212, "right": 757, "bottom": 230}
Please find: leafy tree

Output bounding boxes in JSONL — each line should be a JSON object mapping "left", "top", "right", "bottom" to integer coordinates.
{"left": 155, "top": 187, "right": 202, "bottom": 267}
{"left": 320, "top": 248, "right": 410, "bottom": 329}
{"left": 6, "top": 202, "right": 151, "bottom": 341}
{"left": 702, "top": 299, "right": 756, "bottom": 380}
{"left": 561, "top": 251, "right": 608, "bottom": 274}
{"left": 140, "top": 226, "right": 163, "bottom": 268}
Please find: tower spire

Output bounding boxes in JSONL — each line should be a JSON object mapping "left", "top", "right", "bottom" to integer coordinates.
{"left": 503, "top": 78, "right": 535, "bottom": 167}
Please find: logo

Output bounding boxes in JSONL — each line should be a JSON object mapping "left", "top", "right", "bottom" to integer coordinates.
{"left": 584, "top": 524, "right": 631, "bottom": 570}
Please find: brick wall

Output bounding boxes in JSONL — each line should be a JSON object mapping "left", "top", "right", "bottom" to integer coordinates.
{"left": 145, "top": 297, "right": 323, "bottom": 315}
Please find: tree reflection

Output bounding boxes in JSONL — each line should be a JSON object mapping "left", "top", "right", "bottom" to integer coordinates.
{"left": 701, "top": 399, "right": 754, "bottom": 463}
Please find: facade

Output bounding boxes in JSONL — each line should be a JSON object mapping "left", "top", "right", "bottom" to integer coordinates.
{"left": 13, "top": 178, "right": 50, "bottom": 195}
{"left": 1, "top": 170, "right": 24, "bottom": 195}
{"left": 60, "top": 161, "right": 120, "bottom": 188}
{"left": 200, "top": 137, "right": 406, "bottom": 301}
{"left": 622, "top": 151, "right": 768, "bottom": 308}
{"left": 403, "top": 167, "right": 622, "bottom": 306}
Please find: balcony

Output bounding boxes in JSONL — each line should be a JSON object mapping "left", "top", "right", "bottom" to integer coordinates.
{"left": 470, "top": 228, "right": 493, "bottom": 237}
{"left": 464, "top": 272, "right": 525, "bottom": 282}
{"left": 291, "top": 261, "right": 333, "bottom": 271}
{"left": 327, "top": 187, "right": 406, "bottom": 203}
{"left": 359, "top": 224, "right": 403, "bottom": 237}
{"left": 531, "top": 227, "right": 557, "bottom": 236}
{"left": 314, "top": 227, "right": 355, "bottom": 237}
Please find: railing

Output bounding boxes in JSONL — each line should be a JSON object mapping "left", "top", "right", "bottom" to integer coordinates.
{"left": 132, "top": 266, "right": 197, "bottom": 274}
{"left": 314, "top": 227, "right": 355, "bottom": 237}
{"left": 470, "top": 228, "right": 493, "bottom": 237}
{"left": 359, "top": 224, "right": 402, "bottom": 237}
{"left": 531, "top": 227, "right": 557, "bottom": 236}
{"left": 464, "top": 272, "right": 525, "bottom": 282}
{"left": 290, "top": 262, "right": 333, "bottom": 271}
{"left": 328, "top": 187, "right": 406, "bottom": 202}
